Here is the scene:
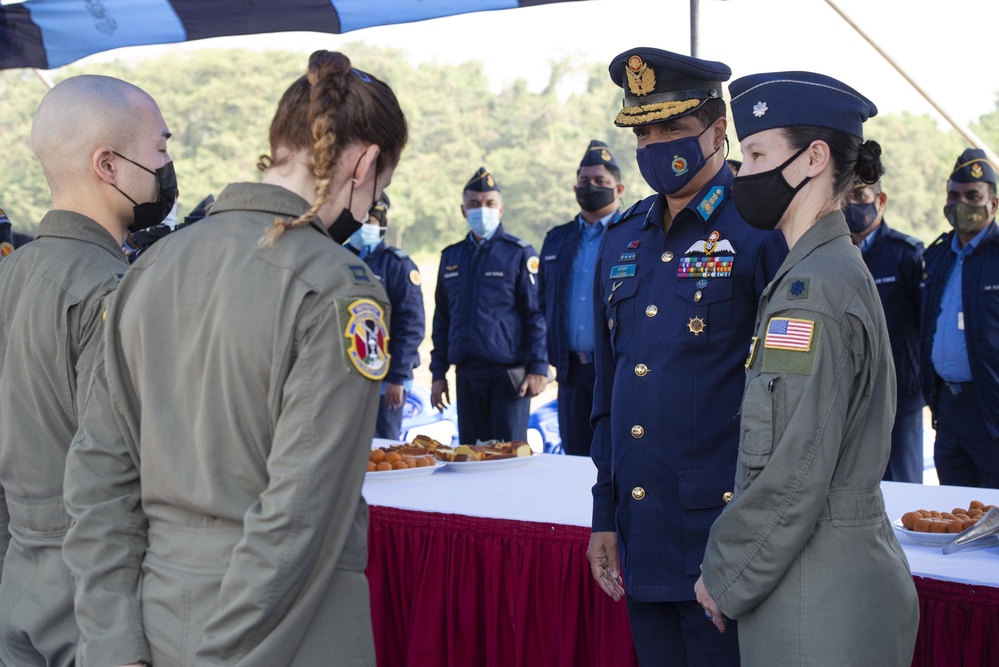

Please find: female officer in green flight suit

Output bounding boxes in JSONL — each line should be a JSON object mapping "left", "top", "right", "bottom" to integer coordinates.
{"left": 694, "top": 72, "right": 920, "bottom": 666}
{"left": 63, "top": 51, "right": 407, "bottom": 667}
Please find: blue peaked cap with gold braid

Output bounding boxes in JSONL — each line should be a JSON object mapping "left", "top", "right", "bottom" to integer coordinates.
{"left": 608, "top": 47, "right": 730, "bottom": 128}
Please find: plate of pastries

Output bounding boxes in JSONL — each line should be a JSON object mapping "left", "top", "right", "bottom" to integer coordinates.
{"left": 432, "top": 439, "right": 537, "bottom": 472}
{"left": 893, "top": 500, "right": 999, "bottom": 546}
{"left": 365, "top": 437, "right": 444, "bottom": 481}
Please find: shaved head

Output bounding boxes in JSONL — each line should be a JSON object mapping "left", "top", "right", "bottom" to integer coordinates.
{"left": 31, "top": 75, "right": 161, "bottom": 196}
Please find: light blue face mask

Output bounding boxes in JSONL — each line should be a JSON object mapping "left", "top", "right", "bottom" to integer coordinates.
{"left": 348, "top": 222, "right": 383, "bottom": 249}
{"left": 466, "top": 206, "right": 501, "bottom": 238}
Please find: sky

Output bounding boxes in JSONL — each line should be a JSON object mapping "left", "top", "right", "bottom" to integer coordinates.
{"left": 43, "top": 0, "right": 999, "bottom": 141}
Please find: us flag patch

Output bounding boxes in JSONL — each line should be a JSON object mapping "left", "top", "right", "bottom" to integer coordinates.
{"left": 764, "top": 317, "right": 814, "bottom": 352}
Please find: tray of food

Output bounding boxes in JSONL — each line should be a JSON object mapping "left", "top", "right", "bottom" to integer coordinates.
{"left": 433, "top": 440, "right": 538, "bottom": 472}
{"left": 365, "top": 438, "right": 443, "bottom": 481}
{"left": 893, "top": 500, "right": 999, "bottom": 546}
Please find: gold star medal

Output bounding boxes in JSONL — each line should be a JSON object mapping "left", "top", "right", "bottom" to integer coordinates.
{"left": 688, "top": 316, "right": 706, "bottom": 336}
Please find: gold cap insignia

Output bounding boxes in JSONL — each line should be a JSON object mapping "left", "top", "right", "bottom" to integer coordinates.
{"left": 486, "top": 174, "right": 495, "bottom": 187}
{"left": 601, "top": 148, "right": 611, "bottom": 162}
{"left": 626, "top": 55, "right": 656, "bottom": 97}
{"left": 972, "top": 163, "right": 984, "bottom": 179}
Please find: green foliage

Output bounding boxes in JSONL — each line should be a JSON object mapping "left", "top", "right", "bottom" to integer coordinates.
{"left": 0, "top": 47, "right": 995, "bottom": 252}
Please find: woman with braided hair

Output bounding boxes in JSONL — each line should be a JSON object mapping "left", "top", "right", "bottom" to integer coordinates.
{"left": 62, "top": 50, "right": 406, "bottom": 666}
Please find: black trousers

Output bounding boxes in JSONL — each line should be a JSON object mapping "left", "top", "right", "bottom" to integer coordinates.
{"left": 626, "top": 596, "right": 740, "bottom": 667}
{"left": 557, "top": 357, "right": 596, "bottom": 456}
{"left": 934, "top": 382, "right": 999, "bottom": 488}
{"left": 455, "top": 370, "right": 529, "bottom": 443}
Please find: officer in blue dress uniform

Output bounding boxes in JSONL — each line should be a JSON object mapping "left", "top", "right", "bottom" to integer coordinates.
{"left": 920, "top": 148, "right": 999, "bottom": 488}
{"left": 584, "top": 48, "right": 787, "bottom": 666}
{"left": 348, "top": 193, "right": 426, "bottom": 440}
{"left": 430, "top": 168, "right": 548, "bottom": 443}
{"left": 539, "top": 140, "right": 625, "bottom": 456}
{"left": 846, "top": 179, "right": 925, "bottom": 482}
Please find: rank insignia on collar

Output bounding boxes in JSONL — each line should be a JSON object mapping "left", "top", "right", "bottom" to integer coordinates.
{"left": 627, "top": 240, "right": 641, "bottom": 249}
{"left": 688, "top": 316, "right": 706, "bottom": 336}
{"left": 788, "top": 278, "right": 809, "bottom": 299}
{"left": 697, "top": 187, "right": 725, "bottom": 221}
{"left": 609, "top": 264, "right": 636, "bottom": 279}
{"left": 342, "top": 298, "right": 390, "bottom": 380}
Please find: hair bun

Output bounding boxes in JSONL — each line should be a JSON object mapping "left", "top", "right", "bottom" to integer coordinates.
{"left": 855, "top": 139, "right": 884, "bottom": 185}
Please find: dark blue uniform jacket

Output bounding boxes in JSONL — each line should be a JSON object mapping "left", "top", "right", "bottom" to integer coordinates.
{"left": 430, "top": 225, "right": 547, "bottom": 379}
{"left": 360, "top": 241, "right": 425, "bottom": 385}
{"left": 862, "top": 222, "right": 924, "bottom": 412}
{"left": 920, "top": 221, "right": 999, "bottom": 438}
{"left": 590, "top": 166, "right": 787, "bottom": 601}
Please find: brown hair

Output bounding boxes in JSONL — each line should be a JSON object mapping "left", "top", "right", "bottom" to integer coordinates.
{"left": 259, "top": 50, "right": 408, "bottom": 247}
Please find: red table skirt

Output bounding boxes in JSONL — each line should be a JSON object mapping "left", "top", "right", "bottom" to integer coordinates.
{"left": 367, "top": 506, "right": 999, "bottom": 667}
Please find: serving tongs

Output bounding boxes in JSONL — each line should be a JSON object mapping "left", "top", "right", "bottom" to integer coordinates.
{"left": 942, "top": 507, "right": 999, "bottom": 554}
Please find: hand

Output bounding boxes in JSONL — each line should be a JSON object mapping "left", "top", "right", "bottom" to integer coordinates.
{"left": 431, "top": 379, "right": 449, "bottom": 411}
{"left": 586, "top": 531, "right": 625, "bottom": 601}
{"left": 384, "top": 383, "right": 405, "bottom": 410}
{"left": 694, "top": 575, "right": 727, "bottom": 633}
{"left": 518, "top": 373, "right": 548, "bottom": 398}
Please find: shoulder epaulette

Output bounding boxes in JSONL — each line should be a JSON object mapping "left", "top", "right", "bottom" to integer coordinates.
{"left": 929, "top": 232, "right": 949, "bottom": 248}
{"left": 611, "top": 198, "right": 653, "bottom": 227}
{"left": 387, "top": 246, "right": 409, "bottom": 260}
{"left": 499, "top": 233, "right": 532, "bottom": 249}
{"left": 902, "top": 234, "right": 923, "bottom": 249}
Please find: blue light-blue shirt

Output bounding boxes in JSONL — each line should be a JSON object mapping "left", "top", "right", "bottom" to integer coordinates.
{"left": 932, "top": 225, "right": 991, "bottom": 382}
{"left": 567, "top": 212, "right": 613, "bottom": 353}
{"left": 858, "top": 223, "right": 881, "bottom": 254}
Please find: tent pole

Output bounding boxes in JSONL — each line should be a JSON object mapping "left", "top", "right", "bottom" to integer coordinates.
{"left": 32, "top": 68, "right": 54, "bottom": 90}
{"left": 690, "top": 0, "right": 699, "bottom": 58}
{"left": 824, "top": 0, "right": 999, "bottom": 165}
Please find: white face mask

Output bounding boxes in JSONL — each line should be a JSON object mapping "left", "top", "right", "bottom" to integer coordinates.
{"left": 348, "top": 222, "right": 383, "bottom": 249}
{"left": 466, "top": 206, "right": 501, "bottom": 238}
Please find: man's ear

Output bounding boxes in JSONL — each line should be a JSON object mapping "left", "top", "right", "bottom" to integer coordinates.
{"left": 93, "top": 147, "right": 117, "bottom": 185}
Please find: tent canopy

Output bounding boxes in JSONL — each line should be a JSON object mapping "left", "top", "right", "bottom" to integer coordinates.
{"left": 0, "top": 0, "right": 587, "bottom": 70}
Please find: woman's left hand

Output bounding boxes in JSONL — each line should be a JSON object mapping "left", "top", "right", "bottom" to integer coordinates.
{"left": 694, "top": 575, "right": 727, "bottom": 633}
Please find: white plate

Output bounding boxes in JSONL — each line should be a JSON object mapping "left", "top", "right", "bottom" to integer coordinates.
{"left": 365, "top": 461, "right": 443, "bottom": 482}
{"left": 891, "top": 518, "right": 999, "bottom": 547}
{"left": 444, "top": 455, "right": 540, "bottom": 473}
{"left": 371, "top": 438, "right": 407, "bottom": 450}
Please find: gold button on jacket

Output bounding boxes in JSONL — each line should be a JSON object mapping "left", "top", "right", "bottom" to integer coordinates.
{"left": 631, "top": 425, "right": 645, "bottom": 438}
{"left": 723, "top": 491, "right": 734, "bottom": 504}
{"left": 661, "top": 251, "right": 674, "bottom": 262}
{"left": 635, "top": 364, "right": 648, "bottom": 377}
{"left": 632, "top": 487, "right": 646, "bottom": 501}
{"left": 645, "top": 305, "right": 658, "bottom": 317}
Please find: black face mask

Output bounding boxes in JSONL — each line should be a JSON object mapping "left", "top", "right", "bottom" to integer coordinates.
{"left": 844, "top": 201, "right": 879, "bottom": 234}
{"left": 575, "top": 183, "right": 616, "bottom": 213}
{"left": 111, "top": 151, "right": 178, "bottom": 233}
{"left": 330, "top": 153, "right": 379, "bottom": 245}
{"left": 732, "top": 145, "right": 811, "bottom": 231}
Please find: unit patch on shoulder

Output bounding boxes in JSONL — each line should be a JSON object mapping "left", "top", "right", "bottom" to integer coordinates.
{"left": 762, "top": 317, "right": 822, "bottom": 375}
{"left": 348, "top": 264, "right": 371, "bottom": 284}
{"left": 342, "top": 298, "right": 390, "bottom": 380}
{"left": 409, "top": 269, "right": 421, "bottom": 286}
{"left": 527, "top": 256, "right": 540, "bottom": 274}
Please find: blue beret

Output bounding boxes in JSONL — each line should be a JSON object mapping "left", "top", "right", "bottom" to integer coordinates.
{"left": 949, "top": 148, "right": 997, "bottom": 185}
{"left": 608, "top": 47, "right": 730, "bottom": 127}
{"left": 464, "top": 167, "right": 501, "bottom": 193}
{"left": 368, "top": 192, "right": 390, "bottom": 225}
{"left": 579, "top": 140, "right": 619, "bottom": 170}
{"left": 729, "top": 71, "right": 877, "bottom": 141}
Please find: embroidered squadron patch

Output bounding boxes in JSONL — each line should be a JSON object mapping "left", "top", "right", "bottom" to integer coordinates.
{"left": 527, "top": 256, "right": 540, "bottom": 274}
{"left": 0, "top": 242, "right": 12, "bottom": 258}
{"left": 672, "top": 156, "right": 689, "bottom": 175}
{"left": 409, "top": 269, "right": 421, "bottom": 286}
{"left": 343, "top": 299, "right": 390, "bottom": 380}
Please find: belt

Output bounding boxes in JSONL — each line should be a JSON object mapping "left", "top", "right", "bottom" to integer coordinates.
{"left": 941, "top": 380, "right": 973, "bottom": 396}
{"left": 570, "top": 351, "right": 593, "bottom": 365}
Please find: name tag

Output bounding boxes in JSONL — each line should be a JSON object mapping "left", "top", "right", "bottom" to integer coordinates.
{"left": 609, "top": 265, "right": 636, "bottom": 279}
{"left": 958, "top": 312, "right": 964, "bottom": 331}
{"left": 984, "top": 285, "right": 999, "bottom": 292}
{"left": 873, "top": 276, "right": 897, "bottom": 285}
{"left": 443, "top": 272, "right": 459, "bottom": 279}
{"left": 484, "top": 271, "right": 505, "bottom": 278}
{"left": 544, "top": 254, "right": 557, "bottom": 261}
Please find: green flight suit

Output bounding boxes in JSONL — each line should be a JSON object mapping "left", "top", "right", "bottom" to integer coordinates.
{"left": 0, "top": 212, "right": 127, "bottom": 666}
{"left": 63, "top": 183, "right": 384, "bottom": 666}
{"left": 701, "top": 212, "right": 919, "bottom": 666}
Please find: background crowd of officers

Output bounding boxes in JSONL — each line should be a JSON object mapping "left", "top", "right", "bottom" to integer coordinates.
{"left": 0, "top": 41, "right": 997, "bottom": 667}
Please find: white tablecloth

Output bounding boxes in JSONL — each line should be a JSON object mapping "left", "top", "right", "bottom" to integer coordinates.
{"left": 363, "top": 453, "right": 999, "bottom": 588}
